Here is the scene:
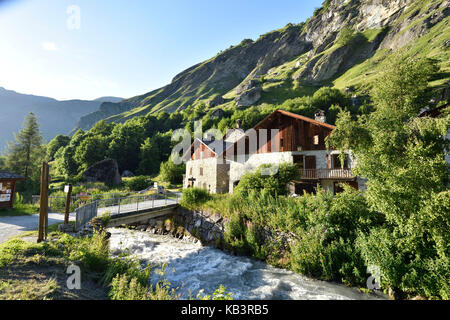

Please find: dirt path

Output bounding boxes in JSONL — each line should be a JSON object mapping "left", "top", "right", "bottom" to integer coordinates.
{"left": 0, "top": 213, "right": 76, "bottom": 243}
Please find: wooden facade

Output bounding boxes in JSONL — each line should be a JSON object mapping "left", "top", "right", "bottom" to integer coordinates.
{"left": 226, "top": 109, "right": 336, "bottom": 157}
{"left": 0, "top": 171, "right": 25, "bottom": 209}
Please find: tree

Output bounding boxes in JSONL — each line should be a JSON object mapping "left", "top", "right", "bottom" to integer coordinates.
{"left": 160, "top": 158, "right": 185, "bottom": 184}
{"left": 311, "top": 87, "right": 347, "bottom": 111}
{"left": 107, "top": 121, "right": 145, "bottom": 173}
{"left": 138, "top": 132, "right": 172, "bottom": 175}
{"left": 46, "top": 134, "right": 70, "bottom": 161}
{"left": 328, "top": 54, "right": 449, "bottom": 298}
{"left": 5, "top": 112, "right": 44, "bottom": 181}
{"left": 74, "top": 135, "right": 109, "bottom": 171}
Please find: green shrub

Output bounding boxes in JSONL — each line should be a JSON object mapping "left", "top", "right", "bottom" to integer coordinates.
{"left": 125, "top": 176, "right": 150, "bottom": 191}
{"left": 160, "top": 158, "right": 185, "bottom": 184}
{"left": 197, "top": 285, "right": 233, "bottom": 300}
{"left": 234, "top": 163, "right": 298, "bottom": 197}
{"left": 223, "top": 213, "right": 248, "bottom": 255}
{"left": 181, "top": 188, "right": 211, "bottom": 207}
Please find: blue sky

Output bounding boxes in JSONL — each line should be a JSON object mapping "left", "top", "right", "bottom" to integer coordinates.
{"left": 0, "top": 0, "right": 323, "bottom": 100}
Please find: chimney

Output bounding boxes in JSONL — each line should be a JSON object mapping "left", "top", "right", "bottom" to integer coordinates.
{"left": 314, "top": 110, "right": 326, "bottom": 123}
{"left": 236, "top": 119, "right": 242, "bottom": 129}
{"left": 205, "top": 132, "right": 215, "bottom": 141}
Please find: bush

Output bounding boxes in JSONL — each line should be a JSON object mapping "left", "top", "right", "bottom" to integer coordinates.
{"left": 181, "top": 188, "right": 211, "bottom": 207}
{"left": 291, "top": 233, "right": 366, "bottom": 286}
{"left": 125, "top": 176, "right": 150, "bottom": 191}
{"left": 160, "top": 159, "right": 185, "bottom": 184}
{"left": 311, "top": 87, "right": 347, "bottom": 111}
{"left": 234, "top": 163, "right": 298, "bottom": 197}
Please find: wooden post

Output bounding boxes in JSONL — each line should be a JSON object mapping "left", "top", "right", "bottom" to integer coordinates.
{"left": 37, "top": 162, "right": 49, "bottom": 243}
{"left": 64, "top": 184, "right": 72, "bottom": 224}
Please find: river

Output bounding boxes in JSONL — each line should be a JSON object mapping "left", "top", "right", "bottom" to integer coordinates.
{"left": 108, "top": 228, "right": 386, "bottom": 300}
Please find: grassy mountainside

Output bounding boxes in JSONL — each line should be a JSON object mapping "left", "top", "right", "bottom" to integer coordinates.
{"left": 74, "top": 0, "right": 449, "bottom": 131}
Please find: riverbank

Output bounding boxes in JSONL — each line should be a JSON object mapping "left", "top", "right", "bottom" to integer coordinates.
{"left": 121, "top": 205, "right": 390, "bottom": 300}
{"left": 108, "top": 227, "right": 386, "bottom": 300}
{"left": 0, "top": 228, "right": 175, "bottom": 300}
{"left": 174, "top": 186, "right": 447, "bottom": 300}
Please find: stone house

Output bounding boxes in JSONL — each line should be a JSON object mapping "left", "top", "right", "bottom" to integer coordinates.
{"left": 184, "top": 109, "right": 365, "bottom": 195}
{"left": 182, "top": 137, "right": 234, "bottom": 194}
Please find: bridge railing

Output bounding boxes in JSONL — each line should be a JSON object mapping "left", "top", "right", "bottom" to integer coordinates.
{"left": 74, "top": 190, "right": 180, "bottom": 230}
{"left": 75, "top": 201, "right": 98, "bottom": 231}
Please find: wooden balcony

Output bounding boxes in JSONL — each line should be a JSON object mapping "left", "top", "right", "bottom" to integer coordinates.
{"left": 299, "top": 168, "right": 354, "bottom": 180}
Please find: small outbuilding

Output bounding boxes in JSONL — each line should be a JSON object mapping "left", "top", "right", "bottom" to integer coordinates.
{"left": 0, "top": 171, "right": 25, "bottom": 209}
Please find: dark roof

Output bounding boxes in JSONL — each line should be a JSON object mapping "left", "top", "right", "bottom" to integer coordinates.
{"left": 0, "top": 171, "right": 25, "bottom": 180}
{"left": 418, "top": 103, "right": 449, "bottom": 118}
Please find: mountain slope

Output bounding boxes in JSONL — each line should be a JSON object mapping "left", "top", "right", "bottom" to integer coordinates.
{"left": 0, "top": 87, "right": 122, "bottom": 150}
{"left": 74, "top": 0, "right": 450, "bottom": 131}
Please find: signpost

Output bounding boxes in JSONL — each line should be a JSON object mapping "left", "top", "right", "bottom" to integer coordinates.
{"left": 37, "top": 162, "right": 49, "bottom": 243}
{"left": 64, "top": 184, "right": 72, "bottom": 224}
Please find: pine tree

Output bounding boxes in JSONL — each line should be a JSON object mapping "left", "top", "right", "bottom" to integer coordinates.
{"left": 5, "top": 112, "right": 44, "bottom": 181}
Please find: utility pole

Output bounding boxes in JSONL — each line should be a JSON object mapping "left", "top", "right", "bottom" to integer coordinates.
{"left": 37, "top": 162, "right": 49, "bottom": 243}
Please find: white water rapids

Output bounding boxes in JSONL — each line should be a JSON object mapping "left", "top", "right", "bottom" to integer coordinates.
{"left": 108, "top": 228, "right": 386, "bottom": 300}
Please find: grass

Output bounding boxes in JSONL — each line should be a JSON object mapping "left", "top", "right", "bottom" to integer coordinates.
{"left": 0, "top": 203, "right": 39, "bottom": 217}
{"left": 0, "top": 234, "right": 109, "bottom": 300}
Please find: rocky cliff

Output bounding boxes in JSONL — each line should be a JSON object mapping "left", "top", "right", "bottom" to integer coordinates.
{"left": 73, "top": 0, "right": 449, "bottom": 131}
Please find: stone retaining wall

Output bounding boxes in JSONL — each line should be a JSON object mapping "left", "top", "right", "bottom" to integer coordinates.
{"left": 126, "top": 207, "right": 296, "bottom": 253}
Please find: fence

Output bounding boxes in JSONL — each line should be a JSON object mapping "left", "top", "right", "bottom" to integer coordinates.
{"left": 31, "top": 190, "right": 159, "bottom": 212}
{"left": 74, "top": 190, "right": 180, "bottom": 231}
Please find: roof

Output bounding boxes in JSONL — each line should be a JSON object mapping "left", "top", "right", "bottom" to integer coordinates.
{"left": 184, "top": 110, "right": 337, "bottom": 161}
{"left": 254, "top": 109, "right": 336, "bottom": 130}
{"left": 0, "top": 171, "right": 25, "bottom": 180}
{"left": 182, "top": 138, "right": 228, "bottom": 161}
{"left": 418, "top": 103, "right": 449, "bottom": 118}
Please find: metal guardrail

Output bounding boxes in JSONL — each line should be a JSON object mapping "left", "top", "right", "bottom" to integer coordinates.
{"left": 74, "top": 190, "right": 180, "bottom": 231}
{"left": 32, "top": 188, "right": 166, "bottom": 212}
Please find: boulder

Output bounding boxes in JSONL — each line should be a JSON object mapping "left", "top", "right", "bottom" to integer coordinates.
{"left": 235, "top": 87, "right": 262, "bottom": 107}
{"left": 82, "top": 159, "right": 122, "bottom": 186}
{"left": 235, "top": 79, "right": 260, "bottom": 96}
{"left": 207, "top": 96, "right": 225, "bottom": 108}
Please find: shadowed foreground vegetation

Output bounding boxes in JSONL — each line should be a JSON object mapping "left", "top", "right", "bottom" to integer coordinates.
{"left": 0, "top": 227, "right": 232, "bottom": 300}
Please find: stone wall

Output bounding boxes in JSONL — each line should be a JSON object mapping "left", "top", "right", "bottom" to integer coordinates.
{"left": 125, "top": 207, "right": 296, "bottom": 253}
{"left": 185, "top": 158, "right": 229, "bottom": 194}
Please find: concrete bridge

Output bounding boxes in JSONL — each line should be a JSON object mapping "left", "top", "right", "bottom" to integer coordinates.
{"left": 105, "top": 203, "right": 179, "bottom": 227}
{"left": 75, "top": 192, "right": 180, "bottom": 230}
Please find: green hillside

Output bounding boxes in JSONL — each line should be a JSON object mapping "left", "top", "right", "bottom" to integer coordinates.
{"left": 71, "top": 0, "right": 449, "bottom": 132}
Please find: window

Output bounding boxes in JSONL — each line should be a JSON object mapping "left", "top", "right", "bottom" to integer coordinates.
{"left": 332, "top": 154, "right": 349, "bottom": 169}
{"left": 293, "top": 155, "right": 304, "bottom": 169}
{"left": 313, "top": 135, "right": 319, "bottom": 145}
{"left": 280, "top": 138, "right": 284, "bottom": 148}
{"left": 200, "top": 167, "right": 203, "bottom": 176}
{"left": 189, "top": 167, "right": 193, "bottom": 175}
